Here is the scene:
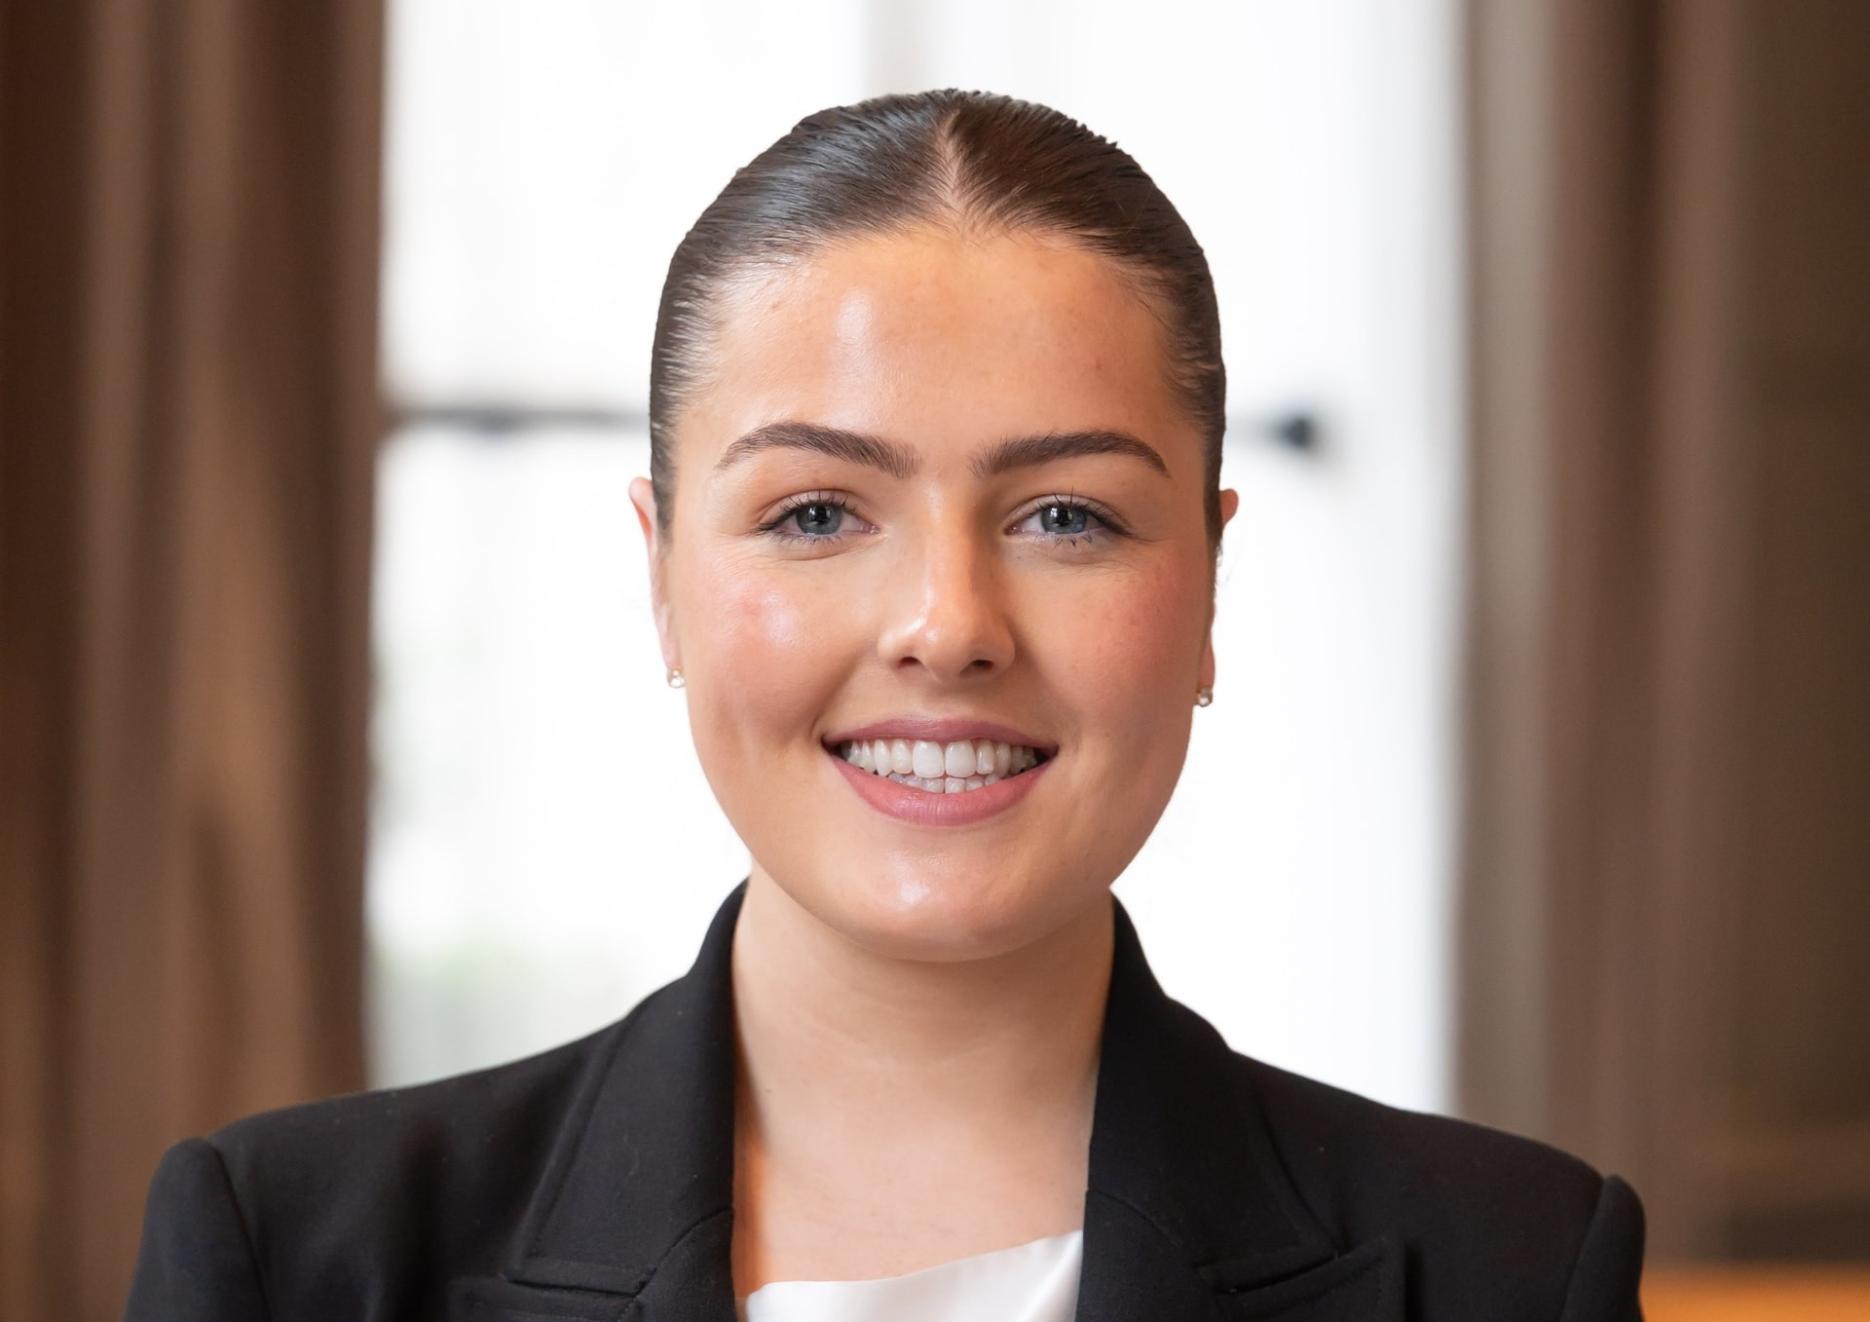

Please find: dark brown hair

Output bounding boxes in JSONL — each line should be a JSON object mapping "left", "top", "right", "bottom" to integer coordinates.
{"left": 648, "top": 88, "right": 1225, "bottom": 547}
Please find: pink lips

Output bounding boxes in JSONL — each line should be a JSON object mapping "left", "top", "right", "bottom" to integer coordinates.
{"left": 827, "top": 743, "right": 1053, "bottom": 827}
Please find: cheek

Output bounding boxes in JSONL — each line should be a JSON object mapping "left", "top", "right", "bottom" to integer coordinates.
{"left": 687, "top": 564, "right": 848, "bottom": 757}
{"left": 1037, "top": 560, "right": 1206, "bottom": 736}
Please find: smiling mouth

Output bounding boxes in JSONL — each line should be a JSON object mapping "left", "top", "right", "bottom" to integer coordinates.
{"left": 826, "top": 736, "right": 1053, "bottom": 794}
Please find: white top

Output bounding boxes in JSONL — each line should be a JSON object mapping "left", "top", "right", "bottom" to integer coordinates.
{"left": 737, "top": 1228, "right": 1084, "bottom": 1322}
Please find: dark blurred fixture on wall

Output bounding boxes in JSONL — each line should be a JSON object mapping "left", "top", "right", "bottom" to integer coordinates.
{"left": 1459, "top": 0, "right": 1870, "bottom": 1264}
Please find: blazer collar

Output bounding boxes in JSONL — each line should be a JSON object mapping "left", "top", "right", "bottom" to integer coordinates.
{"left": 477, "top": 881, "right": 1402, "bottom": 1321}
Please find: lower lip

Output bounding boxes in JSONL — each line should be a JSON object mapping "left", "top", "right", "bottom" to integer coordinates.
{"left": 826, "top": 747, "right": 1053, "bottom": 827}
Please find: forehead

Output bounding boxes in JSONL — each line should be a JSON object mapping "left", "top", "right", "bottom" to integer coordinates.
{"left": 679, "top": 227, "right": 1191, "bottom": 465}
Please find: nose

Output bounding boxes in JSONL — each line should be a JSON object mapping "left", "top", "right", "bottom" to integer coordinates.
{"left": 876, "top": 521, "right": 1016, "bottom": 683}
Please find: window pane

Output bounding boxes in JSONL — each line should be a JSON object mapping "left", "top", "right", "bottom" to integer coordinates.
{"left": 367, "top": 424, "right": 748, "bottom": 1086}
{"left": 381, "top": 0, "right": 869, "bottom": 407}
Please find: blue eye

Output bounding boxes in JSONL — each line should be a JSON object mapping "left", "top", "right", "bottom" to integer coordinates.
{"left": 1013, "top": 496, "right": 1124, "bottom": 545}
{"left": 1035, "top": 504, "right": 1092, "bottom": 535}
{"left": 786, "top": 500, "right": 844, "bottom": 536}
{"left": 757, "top": 492, "right": 863, "bottom": 543}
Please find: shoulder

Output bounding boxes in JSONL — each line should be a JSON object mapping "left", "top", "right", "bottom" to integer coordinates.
{"left": 128, "top": 1013, "right": 631, "bottom": 1319}
{"left": 1239, "top": 1055, "right": 1646, "bottom": 1318}
{"left": 1241, "top": 1054, "right": 1606, "bottom": 1228}
{"left": 208, "top": 1014, "right": 616, "bottom": 1201}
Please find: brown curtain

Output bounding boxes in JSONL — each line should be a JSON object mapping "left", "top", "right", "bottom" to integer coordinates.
{"left": 1461, "top": 0, "right": 1870, "bottom": 1263}
{"left": 0, "top": 3, "right": 383, "bottom": 1318}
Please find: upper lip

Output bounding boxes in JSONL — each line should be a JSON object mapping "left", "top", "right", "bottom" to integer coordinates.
{"left": 823, "top": 717, "right": 1058, "bottom": 756}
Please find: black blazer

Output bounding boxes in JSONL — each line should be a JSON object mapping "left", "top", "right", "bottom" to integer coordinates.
{"left": 125, "top": 881, "right": 1645, "bottom": 1321}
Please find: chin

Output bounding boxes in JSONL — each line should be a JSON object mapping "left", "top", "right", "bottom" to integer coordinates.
{"left": 808, "top": 863, "right": 1070, "bottom": 964}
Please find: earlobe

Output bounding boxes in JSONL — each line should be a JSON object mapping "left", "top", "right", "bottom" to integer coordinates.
{"left": 1219, "top": 487, "right": 1241, "bottom": 528}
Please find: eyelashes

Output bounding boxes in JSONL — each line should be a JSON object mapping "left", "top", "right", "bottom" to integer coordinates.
{"left": 755, "top": 490, "right": 1129, "bottom": 549}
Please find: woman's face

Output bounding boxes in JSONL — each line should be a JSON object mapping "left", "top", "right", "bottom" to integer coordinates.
{"left": 630, "top": 227, "right": 1238, "bottom": 962}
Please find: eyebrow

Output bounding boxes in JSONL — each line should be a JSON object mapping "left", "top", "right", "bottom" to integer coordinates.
{"left": 711, "top": 420, "right": 1172, "bottom": 481}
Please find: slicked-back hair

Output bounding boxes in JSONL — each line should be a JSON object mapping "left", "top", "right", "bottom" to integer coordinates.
{"left": 648, "top": 88, "right": 1226, "bottom": 550}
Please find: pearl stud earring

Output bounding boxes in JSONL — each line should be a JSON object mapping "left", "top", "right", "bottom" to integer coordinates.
{"left": 1195, "top": 685, "right": 1213, "bottom": 707}
{"left": 667, "top": 667, "right": 685, "bottom": 689}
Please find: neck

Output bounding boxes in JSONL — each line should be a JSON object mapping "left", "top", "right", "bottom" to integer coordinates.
{"left": 730, "top": 867, "right": 1113, "bottom": 1169}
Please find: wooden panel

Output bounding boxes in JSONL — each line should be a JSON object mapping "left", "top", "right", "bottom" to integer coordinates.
{"left": 1459, "top": 0, "right": 1870, "bottom": 1259}
{"left": 1710, "top": 0, "right": 1870, "bottom": 1255}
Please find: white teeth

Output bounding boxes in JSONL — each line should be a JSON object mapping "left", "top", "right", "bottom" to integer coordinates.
{"left": 899, "top": 773, "right": 977, "bottom": 792}
{"left": 912, "top": 740, "right": 946, "bottom": 779}
{"left": 836, "top": 735, "right": 1049, "bottom": 793}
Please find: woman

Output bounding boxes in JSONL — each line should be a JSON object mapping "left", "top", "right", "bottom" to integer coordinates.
{"left": 126, "top": 90, "right": 1645, "bottom": 1321}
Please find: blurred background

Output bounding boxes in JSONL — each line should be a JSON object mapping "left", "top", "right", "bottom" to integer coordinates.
{"left": 2, "top": 2, "right": 1865, "bottom": 1319}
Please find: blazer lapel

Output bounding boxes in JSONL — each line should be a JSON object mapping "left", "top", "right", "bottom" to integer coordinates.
{"left": 460, "top": 885, "right": 747, "bottom": 1321}
{"left": 456, "top": 880, "right": 1405, "bottom": 1322}
{"left": 1071, "top": 898, "right": 1405, "bottom": 1321}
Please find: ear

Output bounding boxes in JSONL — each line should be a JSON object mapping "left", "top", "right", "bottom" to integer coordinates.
{"left": 1200, "top": 487, "right": 1243, "bottom": 692}
{"left": 629, "top": 476, "right": 679, "bottom": 675}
